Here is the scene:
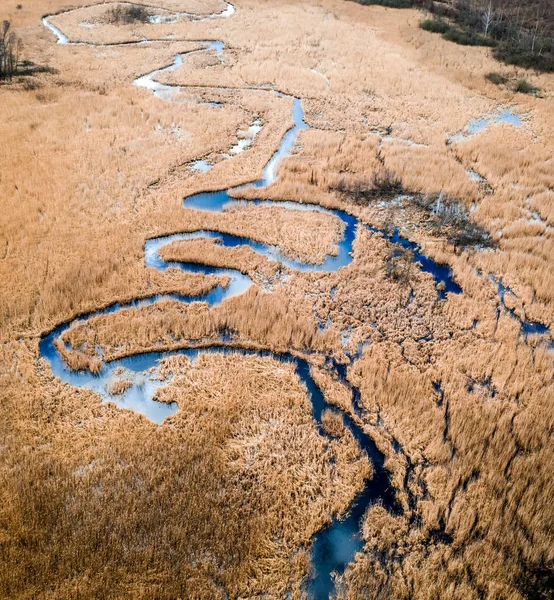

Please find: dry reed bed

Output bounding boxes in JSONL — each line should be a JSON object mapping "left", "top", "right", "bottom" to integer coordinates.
{"left": 59, "top": 285, "right": 335, "bottom": 366}
{"left": 339, "top": 333, "right": 554, "bottom": 599}
{"left": 0, "top": 73, "right": 328, "bottom": 338}
{"left": 160, "top": 237, "right": 278, "bottom": 277}
{"left": 1, "top": 0, "right": 554, "bottom": 597}
{"left": 46, "top": 0, "right": 228, "bottom": 46}
{"left": 58, "top": 226, "right": 451, "bottom": 369}
{"left": 1, "top": 346, "right": 369, "bottom": 598}
{"left": 177, "top": 203, "right": 345, "bottom": 264}
{"left": 244, "top": 118, "right": 554, "bottom": 327}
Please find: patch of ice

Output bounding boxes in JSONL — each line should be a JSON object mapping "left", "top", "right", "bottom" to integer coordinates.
{"left": 213, "top": 3, "right": 235, "bottom": 18}
{"left": 449, "top": 107, "right": 523, "bottom": 144}
{"left": 189, "top": 160, "right": 213, "bottom": 173}
{"left": 228, "top": 119, "right": 262, "bottom": 155}
{"left": 311, "top": 68, "right": 330, "bottom": 89}
{"left": 42, "top": 17, "right": 69, "bottom": 45}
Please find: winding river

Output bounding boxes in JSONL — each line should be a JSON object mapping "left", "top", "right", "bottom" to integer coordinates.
{"left": 40, "top": 2, "right": 548, "bottom": 597}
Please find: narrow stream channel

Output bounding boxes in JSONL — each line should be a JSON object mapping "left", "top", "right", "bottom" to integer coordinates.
{"left": 41, "top": 6, "right": 469, "bottom": 597}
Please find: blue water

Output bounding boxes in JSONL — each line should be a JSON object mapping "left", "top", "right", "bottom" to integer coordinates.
{"left": 305, "top": 358, "right": 399, "bottom": 598}
{"left": 492, "top": 276, "right": 552, "bottom": 343}
{"left": 449, "top": 107, "right": 523, "bottom": 143}
{"left": 39, "top": 19, "right": 468, "bottom": 597}
{"left": 366, "top": 226, "right": 461, "bottom": 299}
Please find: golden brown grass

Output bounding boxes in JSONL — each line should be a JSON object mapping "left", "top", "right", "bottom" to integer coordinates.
{"left": 159, "top": 237, "right": 278, "bottom": 278}
{"left": 1, "top": 0, "right": 554, "bottom": 597}
{"left": 1, "top": 349, "right": 369, "bottom": 598}
{"left": 105, "top": 377, "right": 132, "bottom": 395}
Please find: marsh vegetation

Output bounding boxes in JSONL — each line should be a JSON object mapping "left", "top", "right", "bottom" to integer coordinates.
{"left": 1, "top": 0, "right": 553, "bottom": 598}
{"left": 334, "top": 173, "right": 494, "bottom": 251}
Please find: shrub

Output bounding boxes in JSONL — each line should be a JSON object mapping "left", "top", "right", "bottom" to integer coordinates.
{"left": 432, "top": 196, "right": 493, "bottom": 249}
{"left": 513, "top": 78, "right": 539, "bottom": 95}
{"left": 495, "top": 47, "right": 554, "bottom": 73}
{"left": 411, "top": 193, "right": 494, "bottom": 250}
{"left": 385, "top": 246, "right": 414, "bottom": 285}
{"left": 444, "top": 27, "right": 495, "bottom": 47}
{"left": 485, "top": 72, "right": 508, "bottom": 85}
{"left": 332, "top": 168, "right": 403, "bottom": 204}
{"left": 421, "top": 16, "right": 496, "bottom": 47}
{"left": 421, "top": 17, "right": 450, "bottom": 35}
{"left": 107, "top": 4, "right": 150, "bottom": 24}
{"left": 446, "top": 219, "right": 492, "bottom": 249}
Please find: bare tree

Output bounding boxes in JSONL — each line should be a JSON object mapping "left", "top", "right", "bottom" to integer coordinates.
{"left": 482, "top": 0, "right": 494, "bottom": 36}
{"left": 0, "top": 21, "right": 21, "bottom": 80}
{"left": 531, "top": 3, "right": 543, "bottom": 54}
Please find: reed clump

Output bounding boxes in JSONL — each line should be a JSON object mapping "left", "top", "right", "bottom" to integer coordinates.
{"left": 106, "top": 378, "right": 133, "bottom": 395}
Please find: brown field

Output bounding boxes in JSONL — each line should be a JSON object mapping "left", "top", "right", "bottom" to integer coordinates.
{"left": 1, "top": 0, "right": 553, "bottom": 598}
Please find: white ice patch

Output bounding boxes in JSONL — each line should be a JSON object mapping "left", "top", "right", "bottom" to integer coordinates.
{"left": 214, "top": 3, "right": 235, "bottom": 18}
{"left": 228, "top": 119, "right": 262, "bottom": 155}
{"left": 466, "top": 169, "right": 487, "bottom": 184}
{"left": 188, "top": 118, "right": 263, "bottom": 173}
{"left": 311, "top": 68, "right": 330, "bottom": 89}
{"left": 189, "top": 160, "right": 213, "bottom": 173}
{"left": 42, "top": 17, "right": 69, "bottom": 45}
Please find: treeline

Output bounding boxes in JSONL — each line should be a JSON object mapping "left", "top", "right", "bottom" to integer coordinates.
{"left": 0, "top": 21, "right": 21, "bottom": 80}
{"left": 438, "top": 0, "right": 554, "bottom": 71}
{"left": 350, "top": 0, "right": 554, "bottom": 71}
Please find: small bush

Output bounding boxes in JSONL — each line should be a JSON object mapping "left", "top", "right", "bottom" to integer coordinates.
{"left": 446, "top": 219, "right": 492, "bottom": 249}
{"left": 442, "top": 26, "right": 496, "bottom": 47}
{"left": 421, "top": 17, "right": 450, "bottom": 35}
{"left": 385, "top": 246, "right": 414, "bottom": 285}
{"left": 350, "top": 0, "right": 414, "bottom": 7}
{"left": 433, "top": 196, "right": 493, "bottom": 249}
{"left": 410, "top": 193, "right": 494, "bottom": 250}
{"left": 107, "top": 4, "right": 150, "bottom": 24}
{"left": 513, "top": 78, "right": 539, "bottom": 96}
{"left": 22, "top": 78, "right": 40, "bottom": 90}
{"left": 495, "top": 48, "right": 554, "bottom": 73}
{"left": 421, "top": 16, "right": 496, "bottom": 48}
{"left": 332, "top": 168, "right": 403, "bottom": 204}
{"left": 485, "top": 72, "right": 508, "bottom": 85}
